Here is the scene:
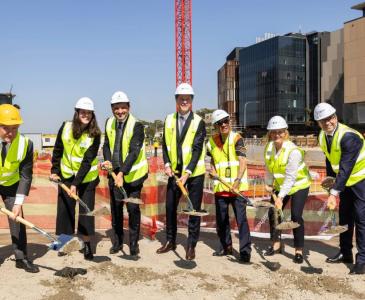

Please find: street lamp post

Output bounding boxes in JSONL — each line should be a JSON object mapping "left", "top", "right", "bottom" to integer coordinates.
{"left": 243, "top": 101, "right": 259, "bottom": 129}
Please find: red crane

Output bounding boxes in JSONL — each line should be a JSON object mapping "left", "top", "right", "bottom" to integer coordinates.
{"left": 175, "top": 0, "right": 192, "bottom": 86}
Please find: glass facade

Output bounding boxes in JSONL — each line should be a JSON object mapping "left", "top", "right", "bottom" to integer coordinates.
{"left": 239, "top": 34, "right": 306, "bottom": 128}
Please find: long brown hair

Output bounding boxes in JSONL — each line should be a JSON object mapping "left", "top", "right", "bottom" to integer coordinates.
{"left": 72, "top": 110, "right": 101, "bottom": 140}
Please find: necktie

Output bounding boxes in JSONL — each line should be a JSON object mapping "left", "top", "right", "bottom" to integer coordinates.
{"left": 326, "top": 135, "right": 333, "bottom": 153}
{"left": 1, "top": 142, "right": 7, "bottom": 167}
{"left": 112, "top": 122, "right": 123, "bottom": 168}
{"left": 179, "top": 116, "right": 185, "bottom": 134}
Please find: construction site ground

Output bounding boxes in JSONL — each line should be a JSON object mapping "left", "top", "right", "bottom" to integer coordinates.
{"left": 0, "top": 230, "right": 364, "bottom": 300}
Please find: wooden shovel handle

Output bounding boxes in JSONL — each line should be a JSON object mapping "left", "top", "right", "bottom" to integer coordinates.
{"left": 59, "top": 183, "right": 80, "bottom": 201}
{"left": 0, "top": 206, "right": 35, "bottom": 228}
{"left": 210, "top": 172, "right": 240, "bottom": 194}
{"left": 174, "top": 175, "right": 189, "bottom": 197}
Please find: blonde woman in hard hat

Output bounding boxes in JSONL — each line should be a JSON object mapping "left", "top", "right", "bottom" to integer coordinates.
{"left": 314, "top": 102, "right": 365, "bottom": 275}
{"left": 207, "top": 109, "right": 251, "bottom": 263}
{"left": 0, "top": 104, "right": 39, "bottom": 273}
{"left": 50, "top": 97, "right": 101, "bottom": 260}
{"left": 263, "top": 116, "right": 311, "bottom": 264}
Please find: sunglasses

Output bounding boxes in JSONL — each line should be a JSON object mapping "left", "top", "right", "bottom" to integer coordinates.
{"left": 216, "top": 118, "right": 229, "bottom": 126}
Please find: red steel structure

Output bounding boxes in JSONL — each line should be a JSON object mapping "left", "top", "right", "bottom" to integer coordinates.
{"left": 175, "top": 0, "right": 192, "bottom": 86}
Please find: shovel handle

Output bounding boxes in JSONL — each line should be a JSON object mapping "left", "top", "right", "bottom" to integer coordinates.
{"left": 59, "top": 182, "right": 80, "bottom": 201}
{"left": 0, "top": 206, "right": 35, "bottom": 228}
{"left": 209, "top": 172, "right": 239, "bottom": 193}
{"left": 174, "top": 175, "right": 189, "bottom": 197}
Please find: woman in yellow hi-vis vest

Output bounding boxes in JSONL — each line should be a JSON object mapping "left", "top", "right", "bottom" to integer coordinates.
{"left": 50, "top": 97, "right": 101, "bottom": 260}
{"left": 264, "top": 116, "right": 311, "bottom": 264}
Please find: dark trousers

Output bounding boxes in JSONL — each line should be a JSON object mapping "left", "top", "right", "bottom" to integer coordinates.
{"left": 338, "top": 180, "right": 365, "bottom": 264}
{"left": 1, "top": 195, "right": 27, "bottom": 259}
{"left": 268, "top": 187, "right": 309, "bottom": 248}
{"left": 165, "top": 174, "right": 204, "bottom": 247}
{"left": 56, "top": 179, "right": 97, "bottom": 236}
{"left": 109, "top": 180, "right": 142, "bottom": 247}
{"left": 215, "top": 195, "right": 251, "bottom": 254}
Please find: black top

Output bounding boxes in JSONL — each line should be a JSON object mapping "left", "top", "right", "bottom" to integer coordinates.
{"left": 0, "top": 138, "right": 33, "bottom": 197}
{"left": 325, "top": 131, "right": 363, "bottom": 192}
{"left": 162, "top": 112, "right": 206, "bottom": 174}
{"left": 102, "top": 115, "right": 147, "bottom": 186}
{"left": 51, "top": 122, "right": 101, "bottom": 186}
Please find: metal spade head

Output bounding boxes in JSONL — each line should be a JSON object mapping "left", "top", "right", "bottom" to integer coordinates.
{"left": 252, "top": 201, "right": 274, "bottom": 208}
{"left": 180, "top": 209, "right": 209, "bottom": 217}
{"left": 276, "top": 221, "right": 300, "bottom": 230}
{"left": 320, "top": 224, "right": 348, "bottom": 235}
{"left": 88, "top": 206, "right": 111, "bottom": 217}
{"left": 49, "top": 235, "right": 83, "bottom": 253}
{"left": 120, "top": 197, "right": 144, "bottom": 205}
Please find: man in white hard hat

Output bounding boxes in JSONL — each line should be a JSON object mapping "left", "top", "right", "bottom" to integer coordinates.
{"left": 314, "top": 102, "right": 365, "bottom": 274}
{"left": 156, "top": 83, "right": 206, "bottom": 260}
{"left": 207, "top": 109, "right": 251, "bottom": 262}
{"left": 102, "top": 91, "right": 148, "bottom": 257}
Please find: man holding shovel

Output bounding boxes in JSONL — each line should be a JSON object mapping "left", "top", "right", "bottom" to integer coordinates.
{"left": 314, "top": 102, "right": 365, "bottom": 274}
{"left": 101, "top": 91, "right": 148, "bottom": 257}
{"left": 206, "top": 109, "right": 251, "bottom": 263}
{"left": 0, "top": 104, "right": 39, "bottom": 273}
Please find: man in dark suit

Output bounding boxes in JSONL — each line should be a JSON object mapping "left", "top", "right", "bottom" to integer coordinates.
{"left": 156, "top": 83, "right": 206, "bottom": 260}
{"left": 0, "top": 104, "right": 39, "bottom": 273}
{"left": 315, "top": 102, "right": 365, "bottom": 275}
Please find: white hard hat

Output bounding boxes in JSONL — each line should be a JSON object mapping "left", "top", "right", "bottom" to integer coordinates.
{"left": 267, "top": 116, "right": 288, "bottom": 130}
{"left": 75, "top": 97, "right": 94, "bottom": 111}
{"left": 313, "top": 102, "right": 336, "bottom": 121}
{"left": 212, "top": 109, "right": 229, "bottom": 124}
{"left": 175, "top": 83, "right": 194, "bottom": 96}
{"left": 111, "top": 91, "right": 130, "bottom": 104}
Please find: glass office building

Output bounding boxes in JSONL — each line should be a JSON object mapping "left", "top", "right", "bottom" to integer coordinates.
{"left": 239, "top": 34, "right": 306, "bottom": 128}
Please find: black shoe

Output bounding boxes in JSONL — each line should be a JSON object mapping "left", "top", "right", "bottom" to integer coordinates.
{"left": 263, "top": 244, "right": 284, "bottom": 256}
{"left": 293, "top": 253, "right": 303, "bottom": 264}
{"left": 130, "top": 244, "right": 140, "bottom": 257}
{"left": 186, "top": 246, "right": 196, "bottom": 261}
{"left": 349, "top": 263, "right": 365, "bottom": 275}
{"left": 326, "top": 252, "right": 353, "bottom": 264}
{"left": 239, "top": 252, "right": 251, "bottom": 263}
{"left": 15, "top": 259, "right": 40, "bottom": 273}
{"left": 213, "top": 245, "right": 233, "bottom": 256}
{"left": 109, "top": 235, "right": 123, "bottom": 254}
{"left": 156, "top": 241, "right": 177, "bottom": 254}
{"left": 83, "top": 242, "right": 94, "bottom": 261}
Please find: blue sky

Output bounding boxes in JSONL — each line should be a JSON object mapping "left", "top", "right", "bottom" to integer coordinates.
{"left": 0, "top": 0, "right": 361, "bottom": 133}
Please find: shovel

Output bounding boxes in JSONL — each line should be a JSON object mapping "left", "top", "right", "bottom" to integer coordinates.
{"left": 208, "top": 172, "right": 274, "bottom": 208}
{"left": 50, "top": 178, "right": 110, "bottom": 217}
{"left": 319, "top": 176, "right": 348, "bottom": 235}
{"left": 272, "top": 193, "right": 300, "bottom": 230}
{"left": 101, "top": 166, "right": 143, "bottom": 205}
{"left": 0, "top": 205, "right": 82, "bottom": 253}
{"left": 174, "top": 175, "right": 209, "bottom": 217}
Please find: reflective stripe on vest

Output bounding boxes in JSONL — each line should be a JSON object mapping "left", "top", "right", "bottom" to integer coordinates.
{"left": 0, "top": 133, "right": 29, "bottom": 186}
{"left": 164, "top": 113, "right": 206, "bottom": 177}
{"left": 106, "top": 114, "right": 148, "bottom": 183}
{"left": 207, "top": 131, "right": 248, "bottom": 192}
{"left": 60, "top": 122, "right": 98, "bottom": 183}
{"left": 264, "top": 140, "right": 311, "bottom": 195}
{"left": 319, "top": 123, "right": 365, "bottom": 186}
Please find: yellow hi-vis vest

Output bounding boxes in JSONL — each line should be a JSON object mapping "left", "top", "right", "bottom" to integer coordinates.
{"left": 207, "top": 131, "right": 248, "bottom": 193}
{"left": 60, "top": 122, "right": 99, "bottom": 183}
{"left": 319, "top": 123, "right": 365, "bottom": 186}
{"left": 0, "top": 133, "right": 29, "bottom": 186}
{"left": 164, "top": 113, "right": 206, "bottom": 177}
{"left": 106, "top": 114, "right": 148, "bottom": 183}
{"left": 264, "top": 140, "right": 311, "bottom": 195}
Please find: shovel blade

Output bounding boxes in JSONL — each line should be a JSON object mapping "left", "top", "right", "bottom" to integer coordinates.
{"left": 276, "top": 221, "right": 300, "bottom": 230}
{"left": 88, "top": 206, "right": 110, "bottom": 217}
{"left": 253, "top": 201, "right": 274, "bottom": 208}
{"left": 117, "top": 197, "right": 144, "bottom": 205}
{"left": 320, "top": 225, "right": 348, "bottom": 235}
{"left": 180, "top": 209, "right": 209, "bottom": 217}
{"left": 48, "top": 234, "right": 83, "bottom": 253}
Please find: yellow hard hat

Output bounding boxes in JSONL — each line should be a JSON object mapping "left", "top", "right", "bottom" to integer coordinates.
{"left": 0, "top": 104, "right": 23, "bottom": 125}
